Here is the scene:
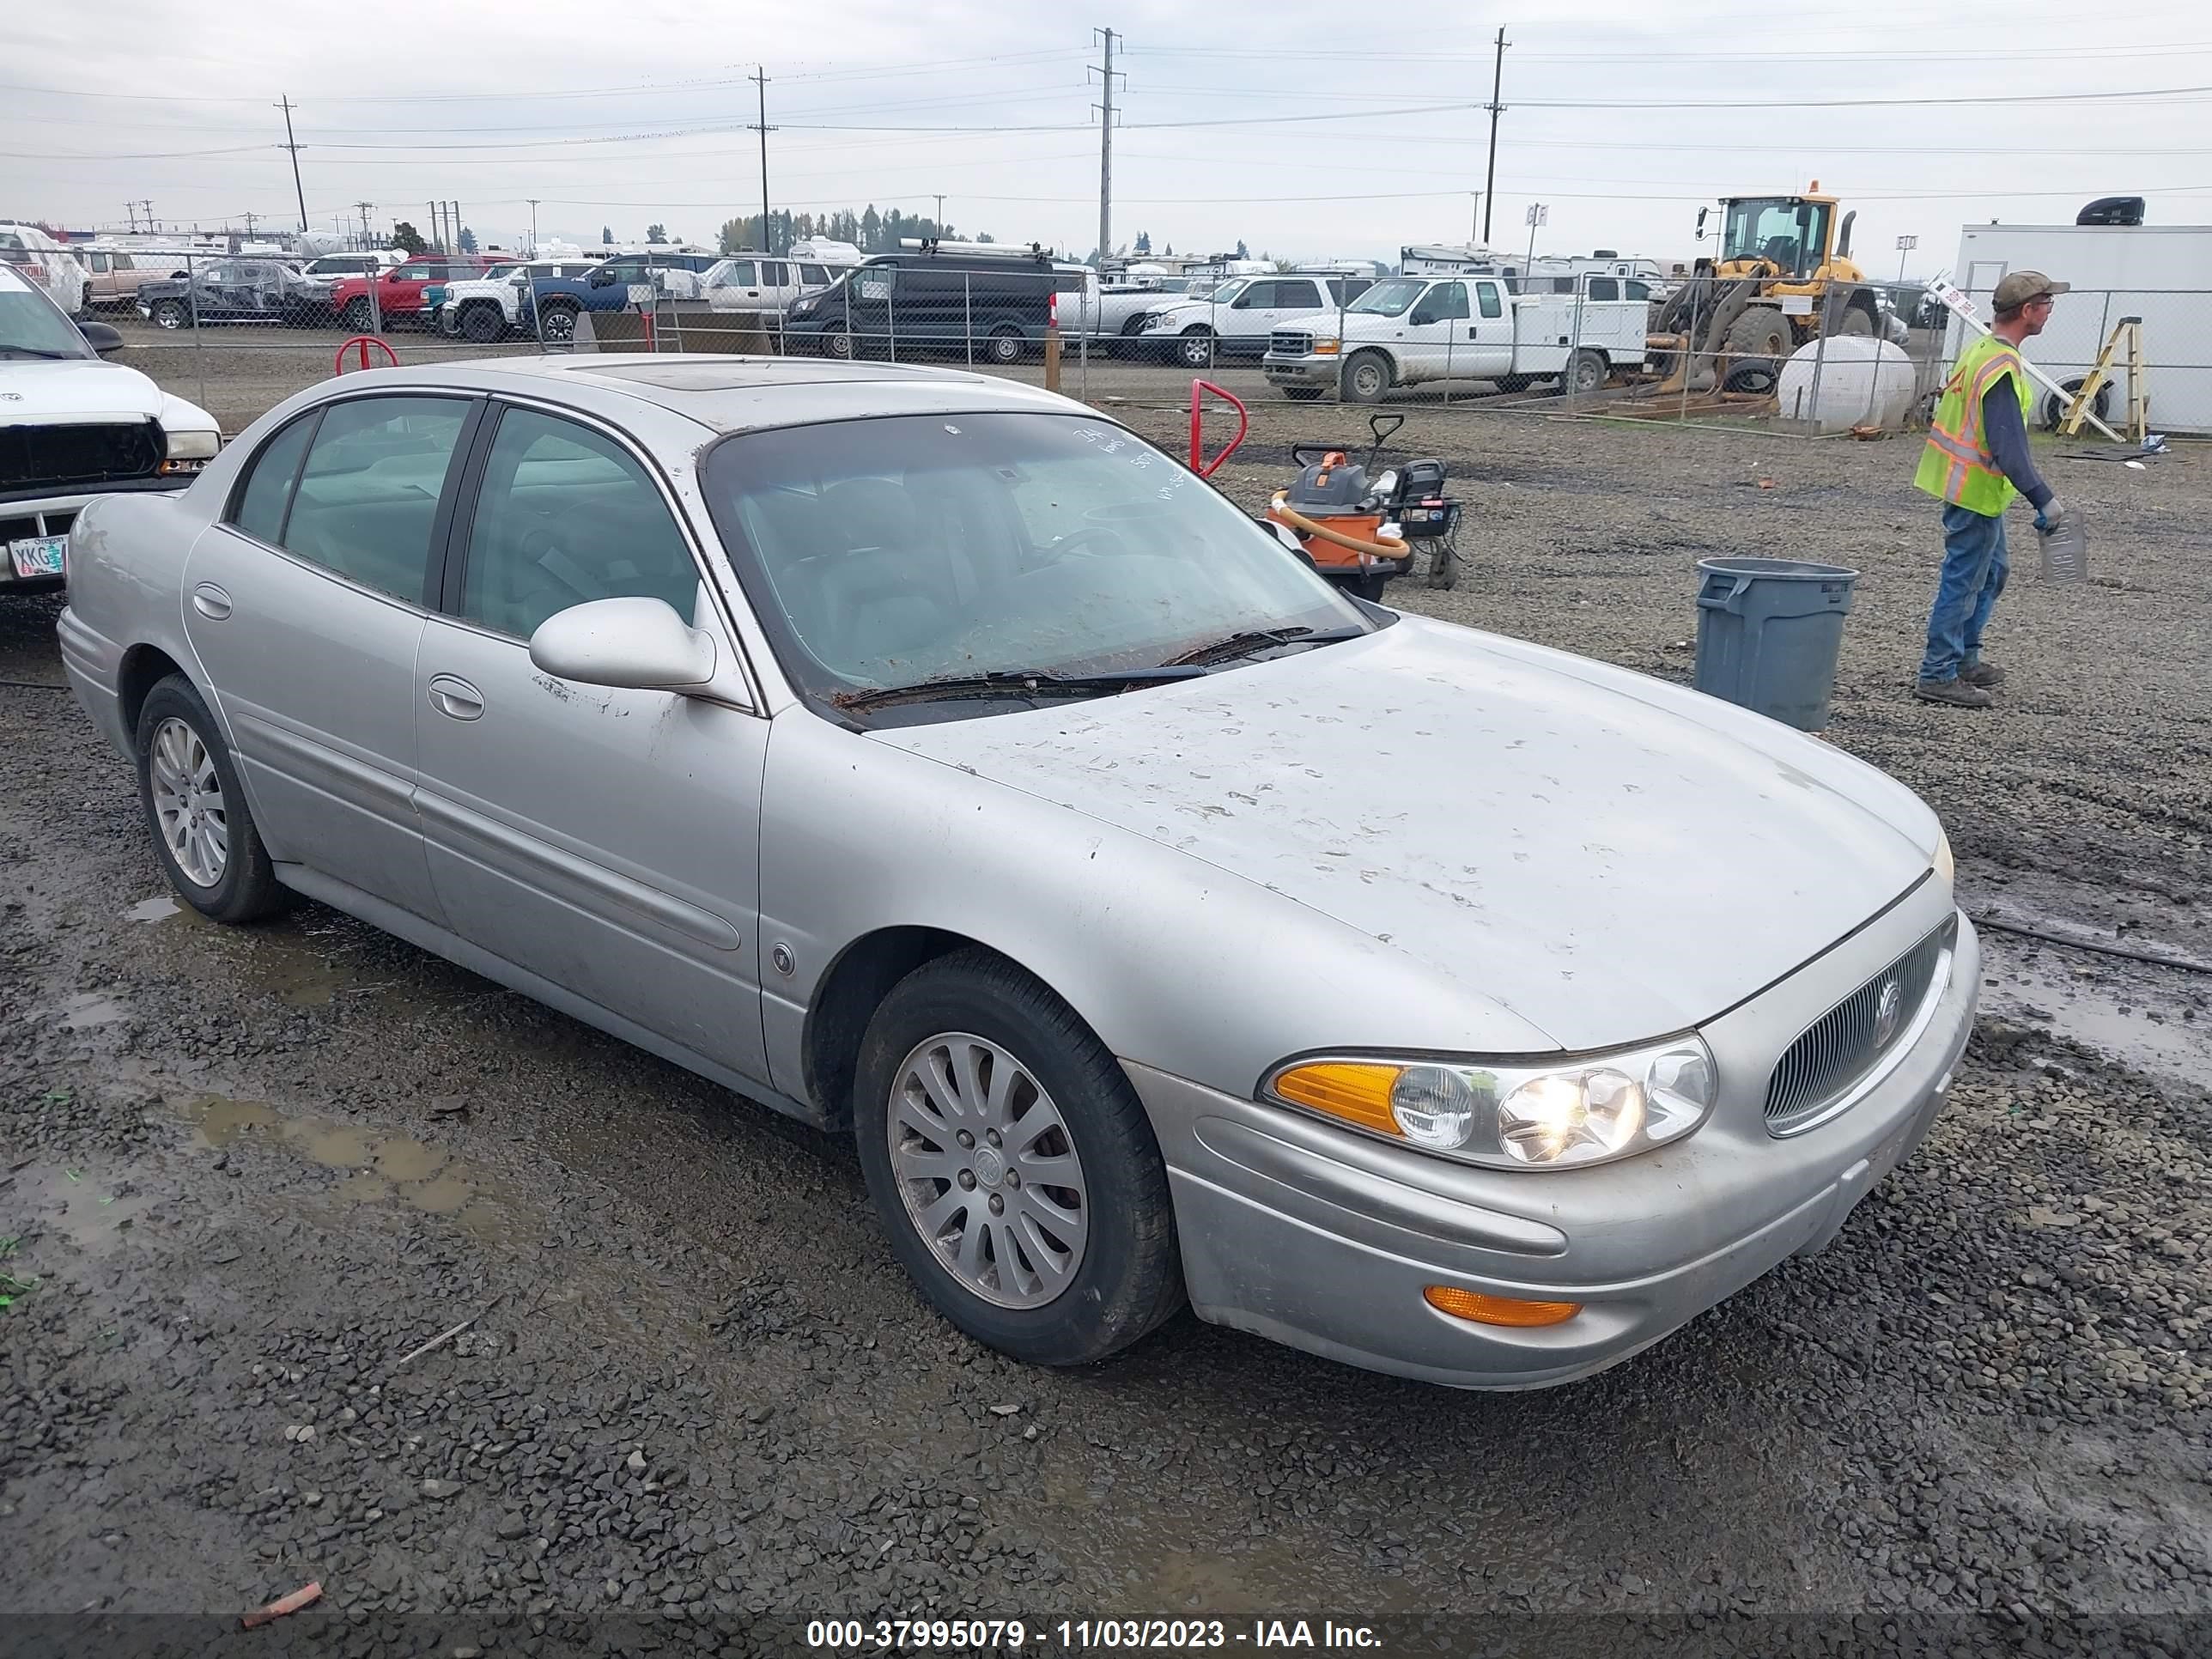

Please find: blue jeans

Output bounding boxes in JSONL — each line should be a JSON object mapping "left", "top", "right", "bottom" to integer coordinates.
{"left": 1919, "top": 502, "right": 2009, "bottom": 683}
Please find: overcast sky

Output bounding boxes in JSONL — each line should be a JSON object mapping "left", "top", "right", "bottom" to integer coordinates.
{"left": 7, "top": 0, "right": 2209, "bottom": 274}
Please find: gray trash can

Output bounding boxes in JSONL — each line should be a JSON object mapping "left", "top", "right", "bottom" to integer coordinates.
{"left": 1693, "top": 556, "right": 1859, "bottom": 732}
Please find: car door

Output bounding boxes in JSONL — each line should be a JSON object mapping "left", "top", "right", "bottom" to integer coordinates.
{"left": 410, "top": 400, "right": 769, "bottom": 1082}
{"left": 1391, "top": 279, "right": 1463, "bottom": 383}
{"left": 758, "top": 259, "right": 793, "bottom": 309}
{"left": 1464, "top": 279, "right": 1516, "bottom": 378}
{"left": 182, "top": 392, "right": 481, "bottom": 920}
{"left": 714, "top": 259, "right": 761, "bottom": 308}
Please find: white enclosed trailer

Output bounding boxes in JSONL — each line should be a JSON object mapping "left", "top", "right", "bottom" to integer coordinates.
{"left": 1945, "top": 222, "right": 2212, "bottom": 433}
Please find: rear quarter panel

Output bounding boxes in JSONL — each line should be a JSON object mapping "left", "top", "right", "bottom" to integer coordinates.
{"left": 62, "top": 485, "right": 210, "bottom": 752}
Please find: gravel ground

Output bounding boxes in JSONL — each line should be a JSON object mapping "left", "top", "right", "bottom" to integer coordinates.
{"left": 3, "top": 353, "right": 2210, "bottom": 1656}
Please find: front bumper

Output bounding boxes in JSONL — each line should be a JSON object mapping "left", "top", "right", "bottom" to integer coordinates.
{"left": 3, "top": 479, "right": 191, "bottom": 591}
{"left": 1128, "top": 890, "right": 1978, "bottom": 1390}
{"left": 1263, "top": 354, "right": 1338, "bottom": 385}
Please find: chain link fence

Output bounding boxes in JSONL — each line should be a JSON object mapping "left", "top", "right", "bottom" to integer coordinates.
{"left": 75, "top": 237, "right": 2212, "bottom": 446}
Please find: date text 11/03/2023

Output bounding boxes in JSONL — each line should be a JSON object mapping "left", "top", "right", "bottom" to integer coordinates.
{"left": 805, "top": 1620, "right": 1384, "bottom": 1650}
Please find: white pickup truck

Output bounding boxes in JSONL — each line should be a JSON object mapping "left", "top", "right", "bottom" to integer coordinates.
{"left": 1262, "top": 274, "right": 1648, "bottom": 403}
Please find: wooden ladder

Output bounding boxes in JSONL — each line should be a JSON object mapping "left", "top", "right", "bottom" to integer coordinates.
{"left": 2058, "top": 316, "right": 2148, "bottom": 443}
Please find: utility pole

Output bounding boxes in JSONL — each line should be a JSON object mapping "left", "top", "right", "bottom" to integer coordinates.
{"left": 242, "top": 210, "right": 259, "bottom": 242}
{"left": 749, "top": 66, "right": 775, "bottom": 253}
{"left": 429, "top": 202, "right": 442, "bottom": 253}
{"left": 356, "top": 202, "right": 374, "bottom": 252}
{"left": 134, "top": 200, "right": 155, "bottom": 234}
{"left": 1482, "top": 27, "right": 1509, "bottom": 246}
{"left": 933, "top": 193, "right": 946, "bottom": 234}
{"left": 452, "top": 201, "right": 463, "bottom": 253}
{"left": 125, "top": 202, "right": 137, "bottom": 233}
{"left": 276, "top": 96, "right": 309, "bottom": 236}
{"left": 526, "top": 198, "right": 540, "bottom": 254}
{"left": 1091, "top": 27, "right": 1121, "bottom": 268}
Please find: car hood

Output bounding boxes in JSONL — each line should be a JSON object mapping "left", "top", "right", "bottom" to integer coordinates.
{"left": 0, "top": 358, "right": 168, "bottom": 426}
{"left": 869, "top": 616, "right": 1939, "bottom": 1049}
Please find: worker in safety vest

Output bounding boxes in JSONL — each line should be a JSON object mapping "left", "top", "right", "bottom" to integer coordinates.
{"left": 1910, "top": 270, "right": 2072, "bottom": 708}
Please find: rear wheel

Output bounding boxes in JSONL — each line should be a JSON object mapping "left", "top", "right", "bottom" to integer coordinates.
{"left": 134, "top": 677, "right": 292, "bottom": 925}
{"left": 854, "top": 950, "right": 1183, "bottom": 1367}
{"left": 1340, "top": 349, "right": 1394, "bottom": 404}
{"left": 986, "top": 325, "right": 1025, "bottom": 365}
{"left": 1176, "top": 327, "right": 1215, "bottom": 370}
{"left": 1565, "top": 348, "right": 1608, "bottom": 395}
{"left": 1723, "top": 306, "right": 1791, "bottom": 392}
{"left": 1425, "top": 540, "right": 1459, "bottom": 590}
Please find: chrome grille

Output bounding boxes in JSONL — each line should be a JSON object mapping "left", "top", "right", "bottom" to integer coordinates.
{"left": 1765, "top": 918, "right": 1954, "bottom": 1134}
{"left": 1269, "top": 329, "right": 1313, "bottom": 358}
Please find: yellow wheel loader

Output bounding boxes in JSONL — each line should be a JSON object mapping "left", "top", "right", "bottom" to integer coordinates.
{"left": 1647, "top": 184, "right": 1881, "bottom": 396}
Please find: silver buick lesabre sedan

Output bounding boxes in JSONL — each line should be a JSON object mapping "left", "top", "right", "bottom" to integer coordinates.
{"left": 57, "top": 356, "right": 1977, "bottom": 1389}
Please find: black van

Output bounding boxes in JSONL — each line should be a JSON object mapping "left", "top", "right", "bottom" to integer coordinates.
{"left": 781, "top": 243, "right": 1094, "bottom": 364}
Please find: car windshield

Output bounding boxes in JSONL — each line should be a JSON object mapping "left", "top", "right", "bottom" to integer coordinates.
{"left": 1200, "top": 278, "right": 1249, "bottom": 307}
{"left": 0, "top": 275, "right": 92, "bottom": 358}
{"left": 703, "top": 412, "right": 1373, "bottom": 722}
{"left": 482, "top": 264, "right": 521, "bottom": 280}
{"left": 1346, "top": 279, "right": 1426, "bottom": 318}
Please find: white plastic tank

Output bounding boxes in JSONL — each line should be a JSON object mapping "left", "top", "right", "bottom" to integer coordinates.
{"left": 1776, "top": 336, "right": 1919, "bottom": 431}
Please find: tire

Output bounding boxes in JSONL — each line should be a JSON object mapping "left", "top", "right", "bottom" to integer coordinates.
{"left": 538, "top": 303, "right": 578, "bottom": 346}
{"left": 986, "top": 325, "right": 1024, "bottom": 366}
{"left": 149, "top": 299, "right": 188, "bottom": 331}
{"left": 460, "top": 303, "right": 502, "bottom": 343}
{"left": 134, "top": 676, "right": 292, "bottom": 925}
{"left": 342, "top": 297, "right": 375, "bottom": 333}
{"left": 825, "top": 328, "right": 854, "bottom": 360}
{"left": 853, "top": 949, "right": 1183, "bottom": 1367}
{"left": 2040, "top": 378, "right": 2112, "bottom": 431}
{"left": 1425, "top": 541, "right": 1458, "bottom": 591}
{"left": 1280, "top": 385, "right": 1324, "bottom": 402}
{"left": 1340, "top": 349, "right": 1393, "bottom": 404}
{"left": 1175, "top": 327, "right": 1215, "bottom": 370}
{"left": 81, "top": 283, "right": 94, "bottom": 316}
{"left": 1723, "top": 306, "right": 1791, "bottom": 392}
{"left": 1565, "top": 348, "right": 1608, "bottom": 396}
{"left": 1837, "top": 306, "right": 1875, "bottom": 337}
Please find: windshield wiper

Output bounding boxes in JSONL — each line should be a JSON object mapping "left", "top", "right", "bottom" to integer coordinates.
{"left": 1160, "top": 625, "right": 1365, "bottom": 669}
{"left": 836, "top": 665, "right": 1206, "bottom": 713}
{"left": 0, "top": 347, "right": 76, "bottom": 360}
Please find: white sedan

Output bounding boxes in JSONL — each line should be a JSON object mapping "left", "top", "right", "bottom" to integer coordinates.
{"left": 57, "top": 353, "right": 1974, "bottom": 1388}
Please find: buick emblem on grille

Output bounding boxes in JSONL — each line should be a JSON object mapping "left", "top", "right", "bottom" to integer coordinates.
{"left": 1872, "top": 976, "right": 1905, "bottom": 1048}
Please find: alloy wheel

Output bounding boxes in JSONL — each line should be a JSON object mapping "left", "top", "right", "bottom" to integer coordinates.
{"left": 886, "top": 1032, "right": 1090, "bottom": 1310}
{"left": 150, "top": 717, "right": 228, "bottom": 888}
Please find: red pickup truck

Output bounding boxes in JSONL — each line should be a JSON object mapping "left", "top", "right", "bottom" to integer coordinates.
{"left": 329, "top": 256, "right": 493, "bottom": 331}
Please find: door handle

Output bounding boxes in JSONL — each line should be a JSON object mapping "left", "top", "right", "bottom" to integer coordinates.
{"left": 427, "top": 674, "right": 484, "bottom": 721}
{"left": 191, "top": 582, "right": 232, "bottom": 620}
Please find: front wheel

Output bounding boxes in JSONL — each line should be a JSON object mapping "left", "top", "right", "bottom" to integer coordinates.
{"left": 1340, "top": 349, "right": 1394, "bottom": 404}
{"left": 986, "top": 325, "right": 1025, "bottom": 365}
{"left": 342, "top": 297, "right": 375, "bottom": 333}
{"left": 1175, "top": 327, "right": 1215, "bottom": 370}
{"left": 149, "top": 299, "right": 188, "bottom": 331}
{"left": 824, "top": 328, "right": 854, "bottom": 360}
{"left": 135, "top": 677, "right": 292, "bottom": 924}
{"left": 460, "top": 303, "right": 502, "bottom": 343}
{"left": 537, "top": 304, "right": 578, "bottom": 345}
{"left": 854, "top": 950, "right": 1183, "bottom": 1367}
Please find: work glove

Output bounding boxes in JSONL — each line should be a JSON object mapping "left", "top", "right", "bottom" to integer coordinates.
{"left": 2035, "top": 497, "right": 2069, "bottom": 534}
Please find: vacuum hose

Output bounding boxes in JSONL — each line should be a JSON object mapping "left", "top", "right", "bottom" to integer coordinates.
{"left": 1267, "top": 493, "right": 1409, "bottom": 560}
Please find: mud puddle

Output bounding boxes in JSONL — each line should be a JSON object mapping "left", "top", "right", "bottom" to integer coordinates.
{"left": 1978, "top": 935, "right": 2208, "bottom": 1087}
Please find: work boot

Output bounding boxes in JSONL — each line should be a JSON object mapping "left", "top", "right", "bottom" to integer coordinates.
{"left": 1960, "top": 660, "right": 2007, "bottom": 688}
{"left": 1915, "top": 677, "right": 1994, "bottom": 708}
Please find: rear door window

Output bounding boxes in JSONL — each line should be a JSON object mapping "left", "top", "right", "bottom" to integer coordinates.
{"left": 763, "top": 261, "right": 790, "bottom": 285}
{"left": 1273, "top": 280, "right": 1322, "bottom": 310}
{"left": 278, "top": 397, "right": 472, "bottom": 604}
{"left": 1586, "top": 276, "right": 1620, "bottom": 301}
{"left": 1475, "top": 281, "right": 1504, "bottom": 319}
{"left": 228, "top": 413, "right": 319, "bottom": 547}
{"left": 799, "top": 264, "right": 829, "bottom": 285}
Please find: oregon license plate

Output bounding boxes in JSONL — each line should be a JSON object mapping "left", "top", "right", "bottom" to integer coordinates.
{"left": 8, "top": 535, "right": 66, "bottom": 578}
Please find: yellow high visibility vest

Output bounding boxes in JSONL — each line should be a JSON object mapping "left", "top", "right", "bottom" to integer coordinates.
{"left": 1913, "top": 334, "right": 2035, "bottom": 515}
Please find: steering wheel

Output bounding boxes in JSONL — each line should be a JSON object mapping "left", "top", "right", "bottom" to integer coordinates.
{"left": 1040, "top": 526, "right": 1129, "bottom": 562}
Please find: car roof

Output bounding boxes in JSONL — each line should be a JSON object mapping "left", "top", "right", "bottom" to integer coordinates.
{"left": 301, "top": 354, "right": 1097, "bottom": 438}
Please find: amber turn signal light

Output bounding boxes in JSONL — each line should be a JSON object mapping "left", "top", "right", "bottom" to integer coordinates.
{"left": 1422, "top": 1285, "right": 1582, "bottom": 1328}
{"left": 1268, "top": 1060, "right": 1404, "bottom": 1137}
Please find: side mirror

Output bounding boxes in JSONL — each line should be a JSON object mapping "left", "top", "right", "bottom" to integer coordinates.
{"left": 1695, "top": 207, "right": 1710, "bottom": 240}
{"left": 528, "top": 597, "right": 716, "bottom": 692}
{"left": 1409, "top": 307, "right": 1439, "bottom": 327}
{"left": 78, "top": 320, "right": 125, "bottom": 356}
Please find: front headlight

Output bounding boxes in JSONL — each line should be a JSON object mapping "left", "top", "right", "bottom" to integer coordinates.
{"left": 1266, "top": 1036, "right": 1718, "bottom": 1170}
{"left": 1933, "top": 829, "right": 1954, "bottom": 888}
{"left": 165, "top": 428, "right": 221, "bottom": 460}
